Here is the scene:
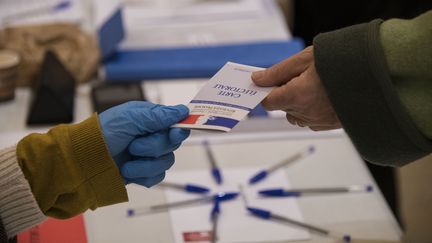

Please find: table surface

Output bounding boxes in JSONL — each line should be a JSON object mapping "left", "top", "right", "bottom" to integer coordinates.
{"left": 0, "top": 85, "right": 402, "bottom": 243}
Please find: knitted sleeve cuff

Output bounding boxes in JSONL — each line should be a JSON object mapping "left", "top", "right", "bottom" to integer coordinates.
{"left": 313, "top": 20, "right": 432, "bottom": 166}
{"left": 0, "top": 146, "right": 46, "bottom": 239}
{"left": 67, "top": 114, "right": 128, "bottom": 207}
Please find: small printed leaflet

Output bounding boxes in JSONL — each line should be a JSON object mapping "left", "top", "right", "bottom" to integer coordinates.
{"left": 173, "top": 62, "right": 273, "bottom": 132}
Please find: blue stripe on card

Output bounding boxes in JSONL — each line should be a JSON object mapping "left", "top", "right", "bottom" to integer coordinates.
{"left": 204, "top": 116, "right": 239, "bottom": 129}
{"left": 190, "top": 100, "right": 251, "bottom": 111}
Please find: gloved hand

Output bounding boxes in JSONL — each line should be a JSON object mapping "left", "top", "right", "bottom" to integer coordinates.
{"left": 99, "top": 101, "right": 190, "bottom": 187}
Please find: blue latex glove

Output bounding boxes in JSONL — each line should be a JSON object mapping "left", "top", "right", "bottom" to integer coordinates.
{"left": 99, "top": 101, "right": 190, "bottom": 187}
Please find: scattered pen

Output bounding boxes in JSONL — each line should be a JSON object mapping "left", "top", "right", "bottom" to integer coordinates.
{"left": 127, "top": 191, "right": 238, "bottom": 217}
{"left": 249, "top": 146, "right": 315, "bottom": 185}
{"left": 258, "top": 185, "right": 374, "bottom": 197}
{"left": 238, "top": 184, "right": 249, "bottom": 206}
{"left": 158, "top": 181, "right": 210, "bottom": 194}
{"left": 210, "top": 199, "right": 220, "bottom": 243}
{"left": 247, "top": 206, "right": 351, "bottom": 242}
{"left": 203, "top": 140, "right": 223, "bottom": 185}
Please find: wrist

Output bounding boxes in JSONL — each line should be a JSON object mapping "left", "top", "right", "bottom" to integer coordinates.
{"left": 0, "top": 146, "right": 46, "bottom": 238}
{"left": 68, "top": 113, "right": 128, "bottom": 206}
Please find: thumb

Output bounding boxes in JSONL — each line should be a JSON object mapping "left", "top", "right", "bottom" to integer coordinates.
{"left": 252, "top": 46, "right": 314, "bottom": 87}
{"left": 133, "top": 104, "right": 189, "bottom": 134}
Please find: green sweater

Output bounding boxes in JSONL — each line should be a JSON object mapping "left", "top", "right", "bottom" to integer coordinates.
{"left": 314, "top": 11, "right": 432, "bottom": 166}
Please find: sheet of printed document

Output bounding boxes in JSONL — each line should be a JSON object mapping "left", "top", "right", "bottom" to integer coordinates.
{"left": 120, "top": 0, "right": 291, "bottom": 49}
{"left": 0, "top": 0, "right": 83, "bottom": 27}
{"left": 165, "top": 167, "right": 310, "bottom": 243}
{"left": 173, "top": 62, "right": 274, "bottom": 132}
{"left": 122, "top": 0, "right": 264, "bottom": 24}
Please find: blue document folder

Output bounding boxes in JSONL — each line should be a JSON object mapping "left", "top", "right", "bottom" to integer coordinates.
{"left": 103, "top": 39, "right": 304, "bottom": 81}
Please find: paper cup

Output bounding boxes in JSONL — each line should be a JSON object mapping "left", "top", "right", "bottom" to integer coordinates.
{"left": 0, "top": 49, "right": 20, "bottom": 102}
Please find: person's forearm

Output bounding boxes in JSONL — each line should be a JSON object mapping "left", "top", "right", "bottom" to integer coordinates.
{"left": 380, "top": 10, "right": 432, "bottom": 139}
{"left": 313, "top": 13, "right": 432, "bottom": 166}
{"left": 0, "top": 146, "right": 46, "bottom": 239}
{"left": 16, "top": 114, "right": 128, "bottom": 219}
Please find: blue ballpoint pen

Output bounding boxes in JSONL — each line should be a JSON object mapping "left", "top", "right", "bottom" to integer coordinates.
{"left": 127, "top": 191, "right": 238, "bottom": 217}
{"left": 247, "top": 206, "right": 351, "bottom": 242}
{"left": 259, "top": 185, "right": 374, "bottom": 197}
{"left": 249, "top": 146, "right": 315, "bottom": 185}
{"left": 159, "top": 181, "right": 211, "bottom": 194}
{"left": 210, "top": 199, "right": 220, "bottom": 243}
{"left": 203, "top": 140, "right": 223, "bottom": 185}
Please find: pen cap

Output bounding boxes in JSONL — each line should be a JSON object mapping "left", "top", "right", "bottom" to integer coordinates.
{"left": 258, "top": 189, "right": 301, "bottom": 197}
{"left": 54, "top": 1, "right": 71, "bottom": 11}
{"left": 215, "top": 192, "right": 239, "bottom": 201}
{"left": 185, "top": 184, "right": 210, "bottom": 194}
{"left": 212, "top": 168, "right": 223, "bottom": 185}
{"left": 247, "top": 207, "right": 271, "bottom": 219}
{"left": 249, "top": 170, "right": 268, "bottom": 185}
{"left": 210, "top": 200, "right": 221, "bottom": 220}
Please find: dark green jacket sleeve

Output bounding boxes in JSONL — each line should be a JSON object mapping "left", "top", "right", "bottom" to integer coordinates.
{"left": 17, "top": 114, "right": 128, "bottom": 218}
{"left": 313, "top": 11, "right": 432, "bottom": 166}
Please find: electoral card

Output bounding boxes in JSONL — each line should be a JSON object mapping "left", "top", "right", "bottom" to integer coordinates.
{"left": 173, "top": 62, "right": 273, "bottom": 132}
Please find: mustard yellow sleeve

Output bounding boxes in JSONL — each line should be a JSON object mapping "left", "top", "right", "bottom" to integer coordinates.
{"left": 16, "top": 114, "right": 128, "bottom": 219}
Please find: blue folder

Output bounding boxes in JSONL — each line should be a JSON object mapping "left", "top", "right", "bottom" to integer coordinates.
{"left": 103, "top": 39, "right": 304, "bottom": 81}
{"left": 98, "top": 7, "right": 125, "bottom": 60}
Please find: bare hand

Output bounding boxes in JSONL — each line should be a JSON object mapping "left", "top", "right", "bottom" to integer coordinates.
{"left": 252, "top": 46, "right": 341, "bottom": 131}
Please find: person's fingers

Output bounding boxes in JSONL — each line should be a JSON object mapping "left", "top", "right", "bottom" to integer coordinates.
{"left": 309, "top": 122, "right": 342, "bottom": 131}
{"left": 309, "top": 126, "right": 336, "bottom": 131}
{"left": 133, "top": 103, "right": 189, "bottom": 133}
{"left": 285, "top": 113, "right": 297, "bottom": 126}
{"left": 286, "top": 113, "right": 308, "bottom": 127}
{"left": 99, "top": 101, "right": 189, "bottom": 150}
{"left": 128, "top": 173, "right": 166, "bottom": 188}
{"left": 169, "top": 128, "right": 191, "bottom": 144}
{"left": 252, "top": 46, "right": 313, "bottom": 87}
{"left": 260, "top": 76, "right": 302, "bottom": 110}
{"left": 129, "top": 131, "right": 183, "bottom": 158}
{"left": 121, "top": 153, "right": 175, "bottom": 178}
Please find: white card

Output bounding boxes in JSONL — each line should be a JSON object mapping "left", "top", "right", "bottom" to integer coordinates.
{"left": 173, "top": 62, "right": 274, "bottom": 132}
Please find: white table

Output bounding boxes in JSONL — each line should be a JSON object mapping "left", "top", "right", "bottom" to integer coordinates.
{"left": 0, "top": 85, "right": 402, "bottom": 243}
{"left": 83, "top": 133, "right": 402, "bottom": 243}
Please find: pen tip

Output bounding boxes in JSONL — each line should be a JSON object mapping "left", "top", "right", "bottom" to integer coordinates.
{"left": 366, "top": 185, "right": 374, "bottom": 192}
{"left": 127, "top": 209, "right": 135, "bottom": 217}
{"left": 308, "top": 145, "right": 315, "bottom": 154}
{"left": 212, "top": 169, "right": 223, "bottom": 185}
{"left": 343, "top": 234, "right": 351, "bottom": 242}
{"left": 249, "top": 170, "right": 267, "bottom": 185}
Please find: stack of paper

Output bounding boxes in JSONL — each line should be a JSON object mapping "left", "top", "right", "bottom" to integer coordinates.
{"left": 0, "top": 0, "right": 83, "bottom": 27}
{"left": 100, "top": 0, "right": 304, "bottom": 81}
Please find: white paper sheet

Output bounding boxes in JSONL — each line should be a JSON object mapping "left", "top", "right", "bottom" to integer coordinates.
{"left": 120, "top": 0, "right": 291, "bottom": 49}
{"left": 0, "top": 0, "right": 83, "bottom": 27}
{"left": 158, "top": 80, "right": 206, "bottom": 106}
{"left": 164, "top": 167, "right": 310, "bottom": 243}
